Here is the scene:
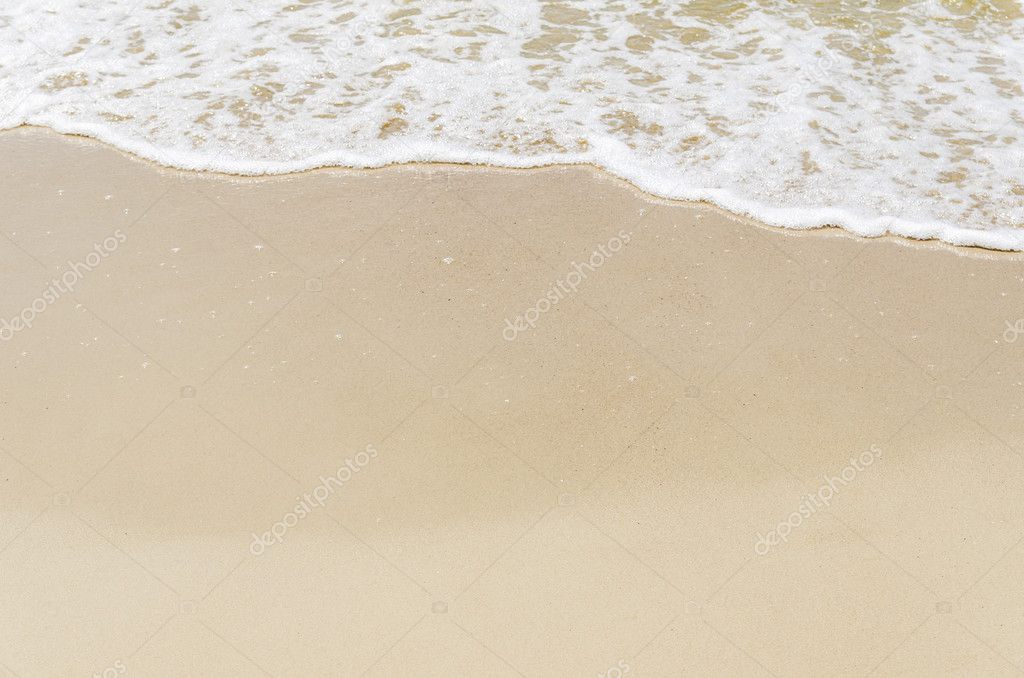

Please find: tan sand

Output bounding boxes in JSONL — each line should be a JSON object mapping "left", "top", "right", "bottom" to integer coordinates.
{"left": 1, "top": 125, "right": 1023, "bottom": 677}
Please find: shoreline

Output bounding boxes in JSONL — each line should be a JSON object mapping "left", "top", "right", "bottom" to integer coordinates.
{"left": 10, "top": 123, "right": 1023, "bottom": 254}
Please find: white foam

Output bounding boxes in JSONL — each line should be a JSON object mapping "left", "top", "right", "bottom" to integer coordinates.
{"left": 2, "top": 0, "right": 1022, "bottom": 249}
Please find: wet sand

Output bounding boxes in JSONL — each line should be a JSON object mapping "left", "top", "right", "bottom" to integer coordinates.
{"left": 1, "top": 126, "right": 1023, "bottom": 677}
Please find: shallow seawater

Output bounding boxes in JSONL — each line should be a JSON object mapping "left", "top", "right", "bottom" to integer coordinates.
{"left": 1, "top": 0, "right": 1022, "bottom": 248}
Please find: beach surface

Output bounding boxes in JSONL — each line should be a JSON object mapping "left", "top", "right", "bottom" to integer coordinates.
{"left": 2, "top": 126, "right": 1024, "bottom": 677}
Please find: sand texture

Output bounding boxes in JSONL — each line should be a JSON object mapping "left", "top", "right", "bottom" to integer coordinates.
{"left": 2, "top": 127, "right": 1024, "bottom": 677}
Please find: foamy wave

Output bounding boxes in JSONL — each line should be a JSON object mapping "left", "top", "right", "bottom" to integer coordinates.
{"left": 2, "top": 0, "right": 1022, "bottom": 249}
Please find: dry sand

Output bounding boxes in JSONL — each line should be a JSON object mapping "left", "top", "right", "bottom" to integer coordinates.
{"left": 1, "top": 125, "right": 1023, "bottom": 677}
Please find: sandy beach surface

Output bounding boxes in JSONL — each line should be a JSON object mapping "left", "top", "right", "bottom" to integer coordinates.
{"left": 2, "top": 125, "right": 1024, "bottom": 677}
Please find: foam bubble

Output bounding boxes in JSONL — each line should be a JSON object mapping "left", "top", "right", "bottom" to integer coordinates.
{"left": 1, "top": 0, "right": 1022, "bottom": 249}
